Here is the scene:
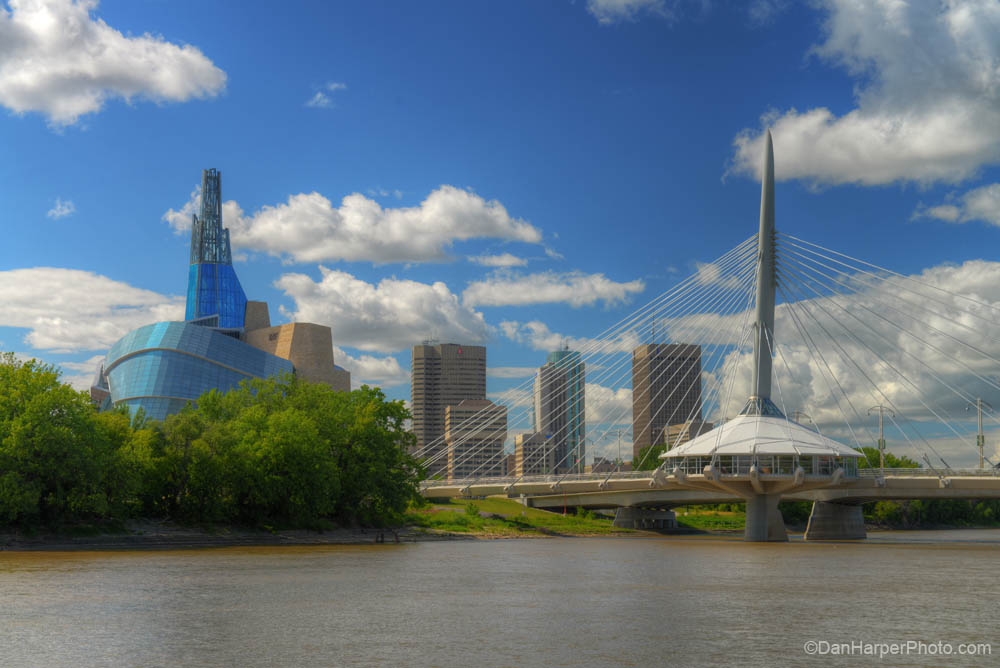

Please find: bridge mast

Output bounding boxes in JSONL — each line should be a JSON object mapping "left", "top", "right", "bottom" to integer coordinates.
{"left": 751, "top": 130, "right": 776, "bottom": 402}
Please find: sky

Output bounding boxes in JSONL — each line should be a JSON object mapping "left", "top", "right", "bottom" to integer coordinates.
{"left": 4, "top": 0, "right": 1000, "bottom": 464}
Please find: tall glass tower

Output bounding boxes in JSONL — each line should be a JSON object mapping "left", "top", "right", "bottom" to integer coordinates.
{"left": 184, "top": 168, "right": 247, "bottom": 329}
{"left": 534, "top": 349, "right": 585, "bottom": 473}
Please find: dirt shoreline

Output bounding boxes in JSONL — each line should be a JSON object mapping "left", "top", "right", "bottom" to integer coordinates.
{"left": 0, "top": 520, "right": 659, "bottom": 552}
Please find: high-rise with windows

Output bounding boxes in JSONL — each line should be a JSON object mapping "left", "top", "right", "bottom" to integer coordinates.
{"left": 411, "top": 343, "right": 487, "bottom": 476}
{"left": 631, "top": 343, "right": 702, "bottom": 460}
{"left": 533, "top": 349, "right": 585, "bottom": 473}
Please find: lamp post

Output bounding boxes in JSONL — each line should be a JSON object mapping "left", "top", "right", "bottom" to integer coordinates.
{"left": 868, "top": 405, "right": 894, "bottom": 476}
{"left": 966, "top": 399, "right": 992, "bottom": 470}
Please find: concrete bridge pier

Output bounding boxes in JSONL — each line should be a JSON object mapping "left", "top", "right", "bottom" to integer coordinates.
{"left": 744, "top": 494, "right": 787, "bottom": 542}
{"left": 804, "top": 501, "right": 866, "bottom": 540}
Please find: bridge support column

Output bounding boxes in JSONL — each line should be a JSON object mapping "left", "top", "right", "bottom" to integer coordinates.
{"left": 744, "top": 494, "right": 787, "bottom": 542}
{"left": 804, "top": 501, "right": 865, "bottom": 540}
{"left": 613, "top": 507, "right": 677, "bottom": 530}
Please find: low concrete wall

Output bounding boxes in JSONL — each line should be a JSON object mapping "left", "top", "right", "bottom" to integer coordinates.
{"left": 804, "top": 501, "right": 866, "bottom": 540}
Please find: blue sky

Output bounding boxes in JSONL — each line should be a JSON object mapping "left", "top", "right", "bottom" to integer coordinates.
{"left": 4, "top": 0, "right": 1000, "bottom": 462}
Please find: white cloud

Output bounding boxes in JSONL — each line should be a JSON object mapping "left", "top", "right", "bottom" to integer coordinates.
{"left": 487, "top": 366, "right": 537, "bottom": 379}
{"left": 305, "top": 91, "right": 331, "bottom": 108}
{"left": 468, "top": 253, "right": 528, "bottom": 268}
{"left": 276, "top": 267, "right": 490, "bottom": 353}
{"left": 914, "top": 184, "right": 1000, "bottom": 227}
{"left": 305, "top": 81, "right": 346, "bottom": 108}
{"left": 587, "top": 0, "right": 673, "bottom": 24}
{"left": 500, "top": 319, "right": 640, "bottom": 354}
{"left": 56, "top": 354, "right": 104, "bottom": 390}
{"left": 0, "top": 267, "right": 183, "bottom": 352}
{"left": 164, "top": 184, "right": 541, "bottom": 264}
{"left": 0, "top": 0, "right": 226, "bottom": 126}
{"left": 731, "top": 1, "right": 1000, "bottom": 186}
{"left": 46, "top": 197, "right": 75, "bottom": 219}
{"left": 586, "top": 382, "right": 632, "bottom": 426}
{"left": 748, "top": 0, "right": 789, "bottom": 27}
{"left": 463, "top": 271, "right": 644, "bottom": 308}
{"left": 332, "top": 346, "right": 408, "bottom": 389}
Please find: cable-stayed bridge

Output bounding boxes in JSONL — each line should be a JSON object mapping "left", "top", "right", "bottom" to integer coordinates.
{"left": 415, "top": 132, "right": 1000, "bottom": 541}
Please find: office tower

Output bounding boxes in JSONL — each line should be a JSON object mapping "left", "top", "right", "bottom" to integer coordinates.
{"left": 411, "top": 342, "right": 487, "bottom": 476}
{"left": 445, "top": 399, "right": 507, "bottom": 481}
{"left": 533, "top": 349, "right": 585, "bottom": 473}
{"left": 631, "top": 343, "right": 702, "bottom": 460}
{"left": 514, "top": 433, "right": 556, "bottom": 477}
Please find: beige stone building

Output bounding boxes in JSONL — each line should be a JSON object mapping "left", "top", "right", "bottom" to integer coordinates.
{"left": 631, "top": 343, "right": 702, "bottom": 460}
{"left": 242, "top": 301, "right": 351, "bottom": 392}
{"left": 412, "top": 343, "right": 486, "bottom": 476}
{"left": 513, "top": 432, "right": 556, "bottom": 477}
{"left": 445, "top": 399, "right": 506, "bottom": 481}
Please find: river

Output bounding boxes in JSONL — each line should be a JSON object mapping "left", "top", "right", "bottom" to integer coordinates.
{"left": 2, "top": 531, "right": 998, "bottom": 667}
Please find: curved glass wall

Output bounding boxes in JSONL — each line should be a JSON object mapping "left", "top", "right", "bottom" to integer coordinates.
{"left": 668, "top": 455, "right": 859, "bottom": 478}
{"left": 104, "top": 321, "right": 292, "bottom": 422}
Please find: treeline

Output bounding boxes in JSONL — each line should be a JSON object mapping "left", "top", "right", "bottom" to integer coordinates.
{"left": 0, "top": 353, "right": 422, "bottom": 530}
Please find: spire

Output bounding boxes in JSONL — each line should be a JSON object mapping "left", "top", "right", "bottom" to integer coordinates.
{"left": 189, "top": 168, "right": 232, "bottom": 265}
{"left": 750, "top": 130, "right": 776, "bottom": 403}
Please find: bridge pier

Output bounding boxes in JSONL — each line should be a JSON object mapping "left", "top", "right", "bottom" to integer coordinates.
{"left": 612, "top": 507, "right": 677, "bottom": 530}
{"left": 744, "top": 494, "right": 787, "bottom": 542}
{"left": 804, "top": 501, "right": 866, "bottom": 540}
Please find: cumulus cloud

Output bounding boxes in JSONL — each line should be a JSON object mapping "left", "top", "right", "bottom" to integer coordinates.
{"left": 468, "top": 253, "right": 528, "bottom": 268}
{"left": 463, "top": 271, "right": 644, "bottom": 308}
{"left": 46, "top": 197, "right": 75, "bottom": 219}
{"left": 276, "top": 267, "right": 490, "bottom": 353}
{"left": 56, "top": 354, "right": 104, "bottom": 390}
{"left": 0, "top": 0, "right": 226, "bottom": 126}
{"left": 914, "top": 184, "right": 1000, "bottom": 227}
{"left": 164, "top": 184, "right": 541, "bottom": 264}
{"left": 500, "top": 319, "right": 640, "bottom": 354}
{"left": 0, "top": 267, "right": 183, "bottom": 352}
{"left": 332, "top": 346, "right": 408, "bottom": 389}
{"left": 731, "top": 1, "right": 1000, "bottom": 186}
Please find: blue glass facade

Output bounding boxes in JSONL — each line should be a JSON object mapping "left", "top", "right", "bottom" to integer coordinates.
{"left": 104, "top": 321, "right": 293, "bottom": 421}
{"left": 184, "top": 168, "right": 246, "bottom": 329}
{"left": 184, "top": 262, "right": 247, "bottom": 328}
{"left": 547, "top": 349, "right": 586, "bottom": 472}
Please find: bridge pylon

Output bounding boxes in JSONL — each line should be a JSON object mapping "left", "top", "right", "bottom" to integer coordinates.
{"left": 656, "top": 130, "right": 863, "bottom": 542}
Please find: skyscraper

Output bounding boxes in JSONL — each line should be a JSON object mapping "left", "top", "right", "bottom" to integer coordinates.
{"left": 533, "top": 349, "right": 585, "bottom": 473}
{"left": 631, "top": 343, "right": 702, "bottom": 460}
{"left": 411, "top": 342, "right": 487, "bottom": 476}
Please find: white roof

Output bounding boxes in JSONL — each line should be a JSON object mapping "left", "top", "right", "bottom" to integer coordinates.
{"left": 661, "top": 415, "right": 862, "bottom": 458}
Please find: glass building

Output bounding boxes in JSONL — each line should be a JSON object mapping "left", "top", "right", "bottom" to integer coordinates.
{"left": 92, "top": 169, "right": 348, "bottom": 422}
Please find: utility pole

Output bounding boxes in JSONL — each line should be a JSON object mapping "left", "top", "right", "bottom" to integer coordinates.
{"left": 617, "top": 430, "right": 622, "bottom": 471}
{"left": 967, "top": 399, "right": 992, "bottom": 469}
{"left": 868, "top": 405, "right": 894, "bottom": 475}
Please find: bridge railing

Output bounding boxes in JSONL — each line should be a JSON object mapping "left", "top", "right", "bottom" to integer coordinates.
{"left": 421, "top": 470, "right": 653, "bottom": 488}
{"left": 858, "top": 468, "right": 1000, "bottom": 478}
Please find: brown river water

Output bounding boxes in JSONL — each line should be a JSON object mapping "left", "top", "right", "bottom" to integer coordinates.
{"left": 2, "top": 530, "right": 998, "bottom": 667}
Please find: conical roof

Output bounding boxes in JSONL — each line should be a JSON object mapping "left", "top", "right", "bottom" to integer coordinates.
{"left": 661, "top": 415, "right": 863, "bottom": 459}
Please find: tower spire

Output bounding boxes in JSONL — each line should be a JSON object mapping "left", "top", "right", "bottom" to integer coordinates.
{"left": 750, "top": 130, "right": 776, "bottom": 404}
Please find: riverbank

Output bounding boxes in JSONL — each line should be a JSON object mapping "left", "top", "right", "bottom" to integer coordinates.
{"left": 0, "top": 498, "right": 645, "bottom": 551}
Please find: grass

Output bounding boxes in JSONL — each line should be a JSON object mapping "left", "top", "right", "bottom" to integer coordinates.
{"left": 406, "top": 497, "right": 634, "bottom": 537}
{"left": 675, "top": 507, "right": 746, "bottom": 531}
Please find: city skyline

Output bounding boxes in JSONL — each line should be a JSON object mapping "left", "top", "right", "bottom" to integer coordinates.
{"left": 5, "top": 1, "right": 1000, "bottom": 463}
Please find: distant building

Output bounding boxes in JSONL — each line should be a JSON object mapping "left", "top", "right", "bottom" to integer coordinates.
{"left": 411, "top": 343, "right": 487, "bottom": 476}
{"left": 514, "top": 433, "right": 555, "bottom": 476}
{"left": 587, "top": 457, "right": 615, "bottom": 474}
{"left": 662, "top": 421, "right": 714, "bottom": 450}
{"left": 533, "top": 349, "right": 585, "bottom": 473}
{"left": 631, "top": 343, "right": 702, "bottom": 460}
{"left": 503, "top": 452, "right": 516, "bottom": 477}
{"left": 91, "top": 169, "right": 349, "bottom": 421}
{"left": 445, "top": 399, "right": 507, "bottom": 481}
